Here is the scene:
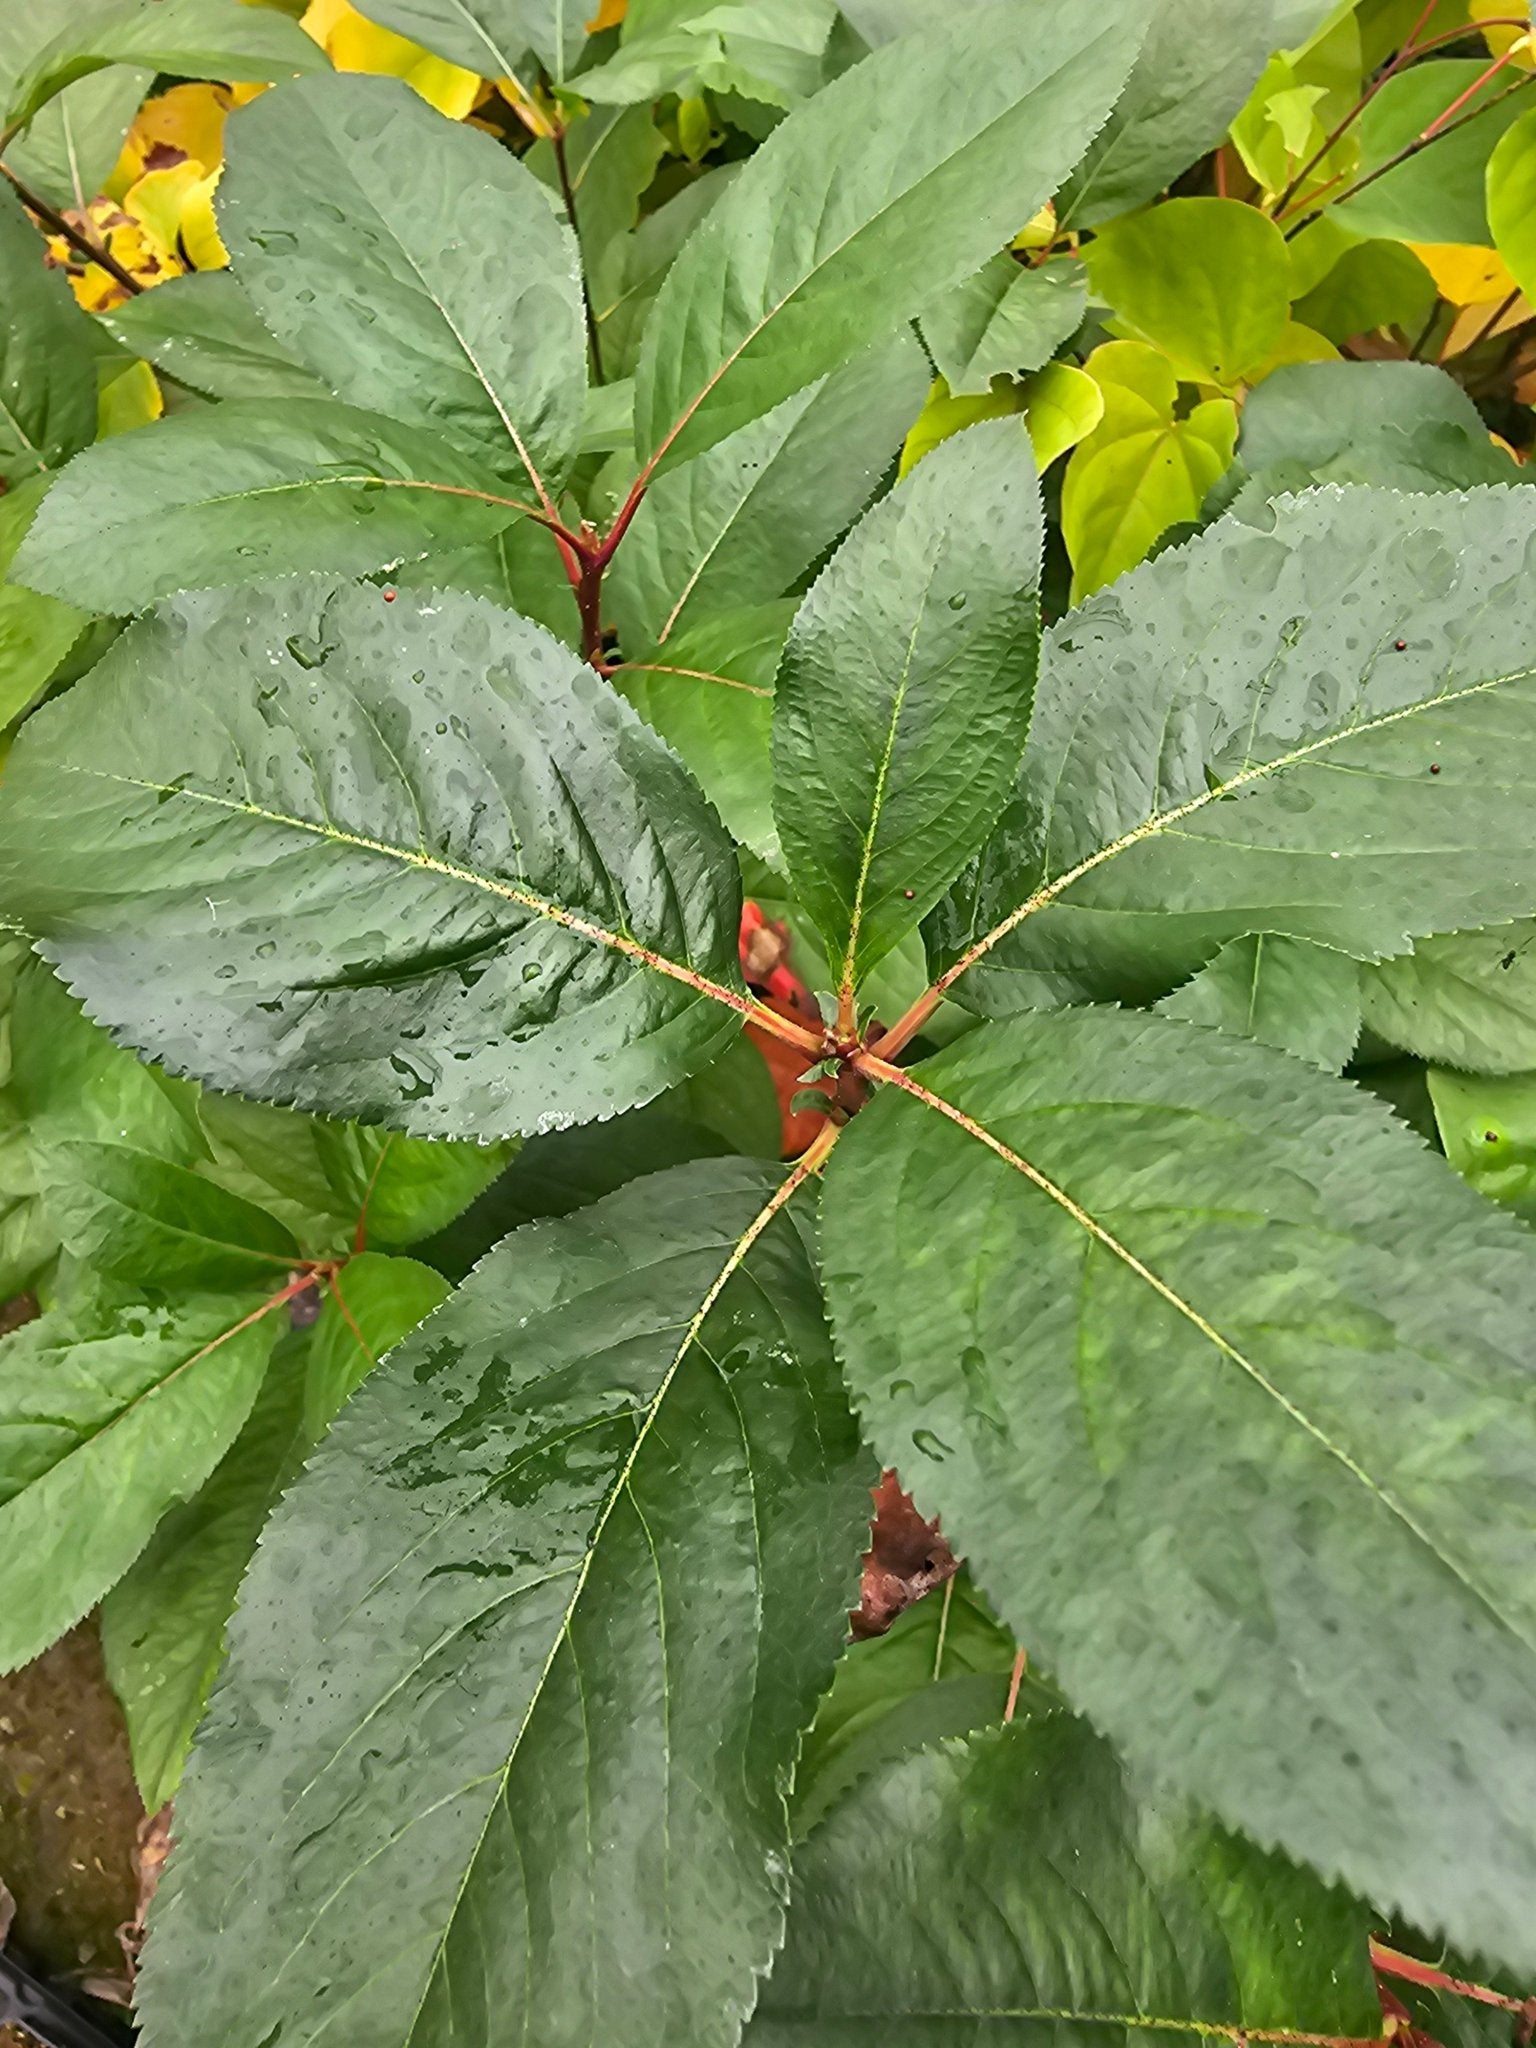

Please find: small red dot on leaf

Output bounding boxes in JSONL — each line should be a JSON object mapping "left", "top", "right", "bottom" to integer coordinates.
{"left": 1429, "top": 764, "right": 1440, "bottom": 774}
{"left": 902, "top": 889, "right": 915, "bottom": 899}
{"left": 382, "top": 587, "right": 397, "bottom": 602}
{"left": 1394, "top": 638, "right": 1407, "bottom": 650}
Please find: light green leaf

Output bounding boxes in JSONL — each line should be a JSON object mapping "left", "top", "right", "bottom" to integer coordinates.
{"left": 824, "top": 1006, "right": 1536, "bottom": 1972}
{"left": 0, "top": 477, "right": 87, "bottom": 728}
{"left": 577, "top": 0, "right": 837, "bottom": 108}
{"left": 0, "top": 577, "right": 745, "bottom": 1138}
{"left": 1338, "top": 58, "right": 1533, "bottom": 245}
{"left": 1060, "top": 340, "right": 1236, "bottom": 599}
{"left": 1084, "top": 197, "right": 1292, "bottom": 388}
{"left": 34, "top": 1141, "right": 300, "bottom": 1287}
{"left": 301, "top": 1251, "right": 450, "bottom": 1433}
{"left": 11, "top": 399, "right": 526, "bottom": 614}
{"left": 1488, "top": 102, "right": 1536, "bottom": 308}
{"left": 1158, "top": 932, "right": 1364, "bottom": 1071}
{"left": 1361, "top": 922, "right": 1536, "bottom": 1075}
{"left": 7, "top": 0, "right": 326, "bottom": 129}
{"left": 99, "top": 272, "right": 328, "bottom": 404}
{"left": 753, "top": 1716, "right": 1380, "bottom": 2044}
{"left": 920, "top": 254, "right": 1086, "bottom": 397}
{"left": 634, "top": 0, "right": 1151, "bottom": 472}
{"left": 3, "top": 63, "right": 149, "bottom": 209}
{"left": 0, "top": 183, "right": 96, "bottom": 488}
{"left": 1236, "top": 359, "right": 1518, "bottom": 492}
{"left": 1291, "top": 236, "right": 1435, "bottom": 344}
{"left": 1056, "top": 0, "right": 1276, "bottom": 228}
{"left": 616, "top": 601, "right": 792, "bottom": 861}
{"left": 220, "top": 75, "right": 586, "bottom": 488}
{"left": 135, "top": 1159, "right": 869, "bottom": 2048}
{"left": 1018, "top": 358, "right": 1104, "bottom": 470}
{"left": 1428, "top": 1065, "right": 1536, "bottom": 1222}
{"left": 0, "top": 1282, "right": 280, "bottom": 1671}
{"left": 773, "top": 419, "right": 1041, "bottom": 1000}
{"left": 938, "top": 487, "right": 1536, "bottom": 1015}
{"left": 608, "top": 331, "right": 928, "bottom": 652}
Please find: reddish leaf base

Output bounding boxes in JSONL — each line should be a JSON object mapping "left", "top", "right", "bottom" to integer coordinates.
{"left": 740, "top": 903, "right": 833, "bottom": 1158}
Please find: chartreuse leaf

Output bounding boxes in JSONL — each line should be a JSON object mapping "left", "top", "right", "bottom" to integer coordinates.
{"left": 0, "top": 184, "right": 96, "bottom": 488}
{"left": 135, "top": 1159, "right": 869, "bottom": 2048}
{"left": 1338, "top": 58, "right": 1533, "bottom": 245}
{"left": 219, "top": 76, "right": 586, "bottom": 489}
{"left": 1060, "top": 340, "right": 1235, "bottom": 600}
{"left": 615, "top": 601, "right": 794, "bottom": 861}
{"left": 5, "top": 0, "right": 325, "bottom": 129}
{"left": 1056, "top": 0, "right": 1276, "bottom": 228}
{"left": 920, "top": 255, "right": 1086, "bottom": 398}
{"left": 753, "top": 1718, "right": 1379, "bottom": 2044}
{"left": 1488, "top": 105, "right": 1536, "bottom": 306}
{"left": 1427, "top": 1066, "right": 1536, "bottom": 1222}
{"left": 101, "top": 1253, "right": 450, "bottom": 1812}
{"left": 99, "top": 273, "right": 327, "bottom": 404}
{"left": 0, "top": 578, "right": 745, "bottom": 1138}
{"left": 1361, "top": 922, "right": 1536, "bottom": 1073}
{"left": 0, "top": 1281, "right": 281, "bottom": 1671}
{"left": 0, "top": 479, "right": 88, "bottom": 729}
{"left": 827, "top": 1007, "right": 1536, "bottom": 1970}
{"left": 634, "top": 0, "right": 1152, "bottom": 472}
{"left": 11, "top": 400, "right": 528, "bottom": 615}
{"left": 607, "top": 332, "right": 928, "bottom": 653}
{"left": 899, "top": 367, "right": 1103, "bottom": 479}
{"left": 773, "top": 421, "right": 1041, "bottom": 1004}
{"left": 936, "top": 488, "right": 1536, "bottom": 1017}
{"left": 1158, "top": 934, "right": 1363, "bottom": 1071}
{"left": 1084, "top": 198, "right": 1292, "bottom": 389}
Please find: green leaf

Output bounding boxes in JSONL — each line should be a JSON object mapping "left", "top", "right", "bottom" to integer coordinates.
{"left": 1084, "top": 197, "right": 1291, "bottom": 389}
{"left": 0, "top": 477, "right": 87, "bottom": 728}
{"left": 220, "top": 75, "right": 586, "bottom": 488}
{"left": 351, "top": 0, "right": 572, "bottom": 81}
{"left": 616, "top": 601, "right": 793, "bottom": 861}
{"left": 1488, "top": 102, "right": 1536, "bottom": 309}
{"left": 135, "top": 1159, "right": 869, "bottom": 2048}
{"left": 593, "top": 161, "right": 740, "bottom": 380}
{"left": 0, "top": 183, "right": 96, "bottom": 488}
{"left": 792, "top": 1572, "right": 1029, "bottom": 1838}
{"left": 11, "top": 399, "right": 526, "bottom": 614}
{"left": 1059, "top": 340, "right": 1235, "bottom": 601}
{"left": 755, "top": 1718, "right": 1379, "bottom": 2044}
{"left": 1291, "top": 236, "right": 1436, "bottom": 345}
{"left": 633, "top": 0, "right": 1151, "bottom": 473}
{"left": 576, "top": 0, "right": 837, "bottom": 109}
{"left": 1361, "top": 923, "right": 1536, "bottom": 1074}
{"left": 527, "top": 102, "right": 666, "bottom": 290}
{"left": 825, "top": 1006, "right": 1536, "bottom": 1970}
{"left": 0, "top": 1282, "right": 280, "bottom": 1671}
{"left": 920, "top": 254, "right": 1086, "bottom": 398}
{"left": 101, "top": 1254, "right": 448, "bottom": 1811}
{"left": 1337, "top": 58, "right": 1534, "bottom": 245}
{"left": 0, "top": 577, "right": 745, "bottom": 1138}
{"left": 99, "top": 272, "right": 328, "bottom": 404}
{"left": 1428, "top": 1066, "right": 1536, "bottom": 1222}
{"left": 394, "top": 515, "right": 582, "bottom": 648}
{"left": 6, "top": 0, "right": 326, "bottom": 129}
{"left": 1056, "top": 0, "right": 1276, "bottom": 229}
{"left": 2, "top": 63, "right": 149, "bottom": 210}
{"left": 1236, "top": 359, "right": 1518, "bottom": 492}
{"left": 1158, "top": 933, "right": 1363, "bottom": 1071}
{"left": 34, "top": 1141, "right": 300, "bottom": 1287}
{"left": 773, "top": 420, "right": 1041, "bottom": 1002}
{"left": 937, "top": 487, "right": 1536, "bottom": 1016}
{"left": 608, "top": 331, "right": 928, "bottom": 652}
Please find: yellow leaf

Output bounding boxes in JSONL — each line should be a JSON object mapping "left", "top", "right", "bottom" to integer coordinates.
{"left": 587, "top": 0, "right": 627, "bottom": 26}
{"left": 1410, "top": 241, "right": 1517, "bottom": 304}
{"left": 108, "top": 83, "right": 238, "bottom": 198}
{"left": 97, "top": 360, "right": 164, "bottom": 439}
{"left": 898, "top": 376, "right": 1023, "bottom": 478}
{"left": 1019, "top": 360, "right": 1103, "bottom": 471}
{"left": 1010, "top": 201, "right": 1057, "bottom": 252}
{"left": 1247, "top": 318, "right": 1339, "bottom": 384}
{"left": 301, "top": 0, "right": 481, "bottom": 117}
{"left": 1472, "top": 1, "right": 1536, "bottom": 66}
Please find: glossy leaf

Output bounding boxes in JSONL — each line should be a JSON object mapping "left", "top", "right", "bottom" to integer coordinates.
{"left": 1056, "top": 0, "right": 1276, "bottom": 228}
{"left": 1158, "top": 932, "right": 1363, "bottom": 1071}
{"left": 0, "top": 1282, "right": 280, "bottom": 1671}
{"left": 938, "top": 487, "right": 1536, "bottom": 1015}
{"left": 1084, "top": 197, "right": 1292, "bottom": 389}
{"left": 0, "top": 478, "right": 87, "bottom": 729}
{"left": 0, "top": 577, "right": 745, "bottom": 1138}
{"left": 0, "top": 183, "right": 96, "bottom": 488}
{"left": 99, "top": 272, "right": 328, "bottom": 403}
{"left": 633, "top": 0, "right": 1151, "bottom": 471}
{"left": 607, "top": 331, "right": 928, "bottom": 652}
{"left": 1488, "top": 103, "right": 1536, "bottom": 308}
{"left": 615, "top": 601, "right": 792, "bottom": 861}
{"left": 1338, "top": 59, "right": 1533, "bottom": 245}
{"left": 11, "top": 399, "right": 526, "bottom": 615}
{"left": 920, "top": 254, "right": 1086, "bottom": 398}
{"left": 1236, "top": 359, "right": 1518, "bottom": 492}
{"left": 135, "top": 1159, "right": 869, "bottom": 2048}
{"left": 1361, "top": 922, "right": 1536, "bottom": 1075}
{"left": 773, "top": 420, "right": 1042, "bottom": 1000}
{"left": 101, "top": 1253, "right": 449, "bottom": 1812}
{"left": 827, "top": 1007, "right": 1536, "bottom": 1970}
{"left": 753, "top": 1716, "right": 1380, "bottom": 2044}
{"left": 1428, "top": 1065, "right": 1536, "bottom": 1223}
{"left": 220, "top": 75, "right": 586, "bottom": 487}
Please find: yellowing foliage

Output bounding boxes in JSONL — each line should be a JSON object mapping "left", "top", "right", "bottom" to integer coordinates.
{"left": 300, "top": 0, "right": 481, "bottom": 118}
